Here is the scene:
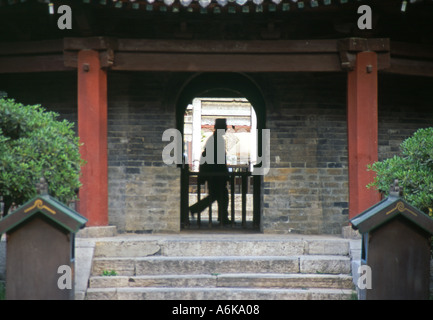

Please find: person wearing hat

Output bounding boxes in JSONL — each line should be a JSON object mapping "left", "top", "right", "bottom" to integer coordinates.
{"left": 190, "top": 118, "right": 230, "bottom": 225}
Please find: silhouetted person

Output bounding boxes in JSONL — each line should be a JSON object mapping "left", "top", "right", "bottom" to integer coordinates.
{"left": 190, "top": 119, "right": 230, "bottom": 224}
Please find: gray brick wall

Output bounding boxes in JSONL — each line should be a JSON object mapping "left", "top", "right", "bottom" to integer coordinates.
{"left": 107, "top": 72, "right": 180, "bottom": 233}
{"left": 259, "top": 73, "right": 349, "bottom": 234}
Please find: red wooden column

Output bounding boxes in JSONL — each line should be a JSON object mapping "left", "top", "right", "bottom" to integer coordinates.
{"left": 77, "top": 50, "right": 108, "bottom": 226}
{"left": 347, "top": 51, "right": 381, "bottom": 219}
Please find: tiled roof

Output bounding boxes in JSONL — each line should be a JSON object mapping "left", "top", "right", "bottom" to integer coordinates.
{"left": 107, "top": 0, "right": 349, "bottom": 9}
{"left": 21, "top": 0, "right": 419, "bottom": 14}
{"left": 2, "top": 0, "right": 424, "bottom": 15}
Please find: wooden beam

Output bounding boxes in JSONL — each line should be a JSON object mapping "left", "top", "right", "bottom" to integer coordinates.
{"left": 63, "top": 37, "right": 391, "bottom": 72}
{"left": 64, "top": 37, "right": 391, "bottom": 57}
{"left": 111, "top": 52, "right": 342, "bottom": 72}
{"left": 115, "top": 39, "right": 339, "bottom": 54}
{"left": 4, "top": 38, "right": 433, "bottom": 76}
{"left": 115, "top": 38, "right": 389, "bottom": 54}
{"left": 0, "top": 39, "right": 63, "bottom": 55}
{"left": 0, "top": 39, "right": 69, "bottom": 73}
{"left": 64, "top": 37, "right": 339, "bottom": 53}
{"left": 391, "top": 42, "right": 433, "bottom": 60}
{"left": 385, "top": 41, "right": 433, "bottom": 77}
{"left": 0, "top": 54, "right": 72, "bottom": 73}
{"left": 386, "top": 58, "right": 433, "bottom": 77}
{"left": 64, "top": 37, "right": 117, "bottom": 51}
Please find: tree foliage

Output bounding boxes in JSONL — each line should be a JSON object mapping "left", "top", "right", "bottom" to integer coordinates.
{"left": 367, "top": 127, "right": 433, "bottom": 216}
{"left": 0, "top": 99, "right": 84, "bottom": 213}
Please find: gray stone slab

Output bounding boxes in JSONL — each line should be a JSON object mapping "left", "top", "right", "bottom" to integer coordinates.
{"left": 74, "top": 238, "right": 96, "bottom": 300}
{"left": 305, "top": 239, "right": 349, "bottom": 256}
{"left": 77, "top": 226, "right": 117, "bottom": 238}
{"left": 90, "top": 275, "right": 218, "bottom": 289}
{"left": 90, "top": 233, "right": 351, "bottom": 258}
{"left": 299, "top": 255, "right": 351, "bottom": 274}
{"left": 94, "top": 239, "right": 161, "bottom": 258}
{"left": 161, "top": 239, "right": 305, "bottom": 257}
{"left": 133, "top": 256, "right": 300, "bottom": 276}
{"left": 216, "top": 273, "right": 353, "bottom": 289}
{"left": 85, "top": 287, "right": 353, "bottom": 300}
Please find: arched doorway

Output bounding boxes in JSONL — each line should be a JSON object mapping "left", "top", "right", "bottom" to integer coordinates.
{"left": 175, "top": 73, "right": 266, "bottom": 231}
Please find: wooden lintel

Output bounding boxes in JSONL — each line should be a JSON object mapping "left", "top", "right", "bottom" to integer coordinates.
{"left": 115, "top": 39, "right": 340, "bottom": 54}
{"left": 384, "top": 42, "right": 433, "bottom": 77}
{"left": 63, "top": 38, "right": 390, "bottom": 72}
{"left": 386, "top": 57, "right": 433, "bottom": 77}
{"left": 0, "top": 39, "right": 64, "bottom": 56}
{"left": 0, "top": 54, "right": 72, "bottom": 73}
{"left": 63, "top": 37, "right": 118, "bottom": 51}
{"left": 111, "top": 52, "right": 342, "bottom": 72}
{"left": 63, "top": 37, "right": 342, "bottom": 54}
{"left": 1, "top": 38, "right": 433, "bottom": 76}
{"left": 391, "top": 42, "right": 433, "bottom": 60}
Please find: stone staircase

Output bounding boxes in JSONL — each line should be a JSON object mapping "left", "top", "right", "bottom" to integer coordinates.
{"left": 84, "top": 233, "right": 355, "bottom": 300}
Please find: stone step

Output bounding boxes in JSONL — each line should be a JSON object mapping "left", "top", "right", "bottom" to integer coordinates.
{"left": 89, "top": 273, "right": 353, "bottom": 290}
{"left": 91, "top": 255, "right": 351, "bottom": 277}
{"left": 92, "top": 234, "right": 350, "bottom": 258}
{"left": 85, "top": 287, "right": 354, "bottom": 300}
{"left": 85, "top": 234, "right": 354, "bottom": 300}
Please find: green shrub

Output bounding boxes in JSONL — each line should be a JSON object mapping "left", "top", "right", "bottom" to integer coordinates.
{"left": 0, "top": 281, "right": 5, "bottom": 300}
{"left": 367, "top": 127, "right": 433, "bottom": 216}
{"left": 0, "top": 99, "right": 84, "bottom": 214}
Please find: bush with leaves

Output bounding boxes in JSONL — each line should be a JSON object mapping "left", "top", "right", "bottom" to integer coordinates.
{"left": 367, "top": 127, "right": 433, "bottom": 217}
{"left": 0, "top": 99, "right": 84, "bottom": 215}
